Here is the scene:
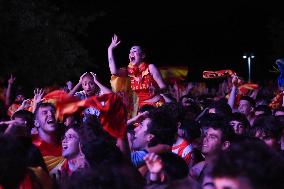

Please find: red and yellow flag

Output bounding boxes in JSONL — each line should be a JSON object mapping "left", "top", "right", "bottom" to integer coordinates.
{"left": 43, "top": 90, "right": 127, "bottom": 138}
{"left": 159, "top": 66, "right": 188, "bottom": 84}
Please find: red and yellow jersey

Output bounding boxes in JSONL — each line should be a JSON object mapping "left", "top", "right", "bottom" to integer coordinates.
{"left": 128, "top": 62, "right": 159, "bottom": 103}
{"left": 32, "top": 135, "right": 65, "bottom": 173}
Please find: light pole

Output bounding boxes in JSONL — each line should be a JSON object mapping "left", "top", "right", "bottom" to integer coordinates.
{"left": 243, "top": 53, "right": 255, "bottom": 83}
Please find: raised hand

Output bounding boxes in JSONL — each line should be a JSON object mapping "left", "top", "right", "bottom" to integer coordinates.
{"left": 144, "top": 153, "right": 163, "bottom": 174}
{"left": 8, "top": 74, "right": 16, "bottom": 85}
{"left": 79, "top": 72, "right": 88, "bottom": 84}
{"left": 231, "top": 75, "right": 239, "bottom": 87}
{"left": 33, "top": 88, "right": 44, "bottom": 104}
{"left": 0, "top": 120, "right": 28, "bottom": 128}
{"left": 66, "top": 81, "right": 73, "bottom": 90}
{"left": 90, "top": 72, "right": 97, "bottom": 82}
{"left": 108, "top": 34, "right": 121, "bottom": 50}
{"left": 21, "top": 99, "right": 31, "bottom": 109}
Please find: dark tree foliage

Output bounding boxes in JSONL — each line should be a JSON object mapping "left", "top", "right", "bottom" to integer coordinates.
{"left": 0, "top": 0, "right": 103, "bottom": 91}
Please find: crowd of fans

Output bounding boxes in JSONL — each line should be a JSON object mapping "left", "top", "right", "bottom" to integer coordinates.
{"left": 0, "top": 35, "right": 284, "bottom": 189}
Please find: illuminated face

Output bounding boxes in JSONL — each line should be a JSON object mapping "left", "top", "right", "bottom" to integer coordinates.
{"left": 229, "top": 120, "right": 245, "bottom": 135}
{"left": 15, "top": 94, "right": 25, "bottom": 103}
{"left": 255, "top": 130, "right": 279, "bottom": 150}
{"left": 81, "top": 75, "right": 98, "bottom": 96}
{"left": 132, "top": 118, "right": 151, "bottom": 150}
{"left": 214, "top": 177, "right": 253, "bottom": 189}
{"left": 181, "top": 97, "right": 194, "bottom": 107}
{"left": 202, "top": 128, "right": 222, "bottom": 155}
{"left": 35, "top": 106, "right": 57, "bottom": 134}
{"left": 238, "top": 100, "right": 252, "bottom": 116}
{"left": 64, "top": 116, "right": 77, "bottom": 127}
{"left": 62, "top": 128, "right": 80, "bottom": 159}
{"left": 129, "top": 46, "right": 144, "bottom": 65}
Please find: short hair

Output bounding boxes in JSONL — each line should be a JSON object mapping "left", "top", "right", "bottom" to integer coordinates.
{"left": 34, "top": 102, "right": 56, "bottom": 118}
{"left": 63, "top": 123, "right": 82, "bottom": 140}
{"left": 80, "top": 116, "right": 120, "bottom": 168}
{"left": 179, "top": 120, "right": 201, "bottom": 143}
{"left": 240, "top": 96, "right": 256, "bottom": 107}
{"left": 229, "top": 112, "right": 250, "bottom": 129}
{"left": 81, "top": 137, "right": 123, "bottom": 169}
{"left": 12, "top": 110, "right": 34, "bottom": 131}
{"left": 155, "top": 102, "right": 185, "bottom": 123}
{"left": 252, "top": 115, "right": 282, "bottom": 140}
{"left": 200, "top": 114, "right": 235, "bottom": 142}
{"left": 159, "top": 152, "right": 189, "bottom": 180}
{"left": 147, "top": 107, "right": 177, "bottom": 147}
{"left": 210, "top": 137, "right": 284, "bottom": 189}
{"left": 179, "top": 94, "right": 201, "bottom": 119}
{"left": 209, "top": 99, "right": 232, "bottom": 117}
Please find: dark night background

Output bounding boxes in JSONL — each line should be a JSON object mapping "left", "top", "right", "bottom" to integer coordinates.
{"left": 1, "top": 0, "right": 284, "bottom": 96}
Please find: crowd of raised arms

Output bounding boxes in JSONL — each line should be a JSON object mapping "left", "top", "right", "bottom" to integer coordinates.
{"left": 0, "top": 34, "right": 284, "bottom": 189}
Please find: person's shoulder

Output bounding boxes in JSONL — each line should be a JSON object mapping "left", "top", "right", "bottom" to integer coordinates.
{"left": 190, "top": 161, "right": 206, "bottom": 178}
{"left": 148, "top": 64, "right": 156, "bottom": 69}
{"left": 148, "top": 64, "right": 158, "bottom": 73}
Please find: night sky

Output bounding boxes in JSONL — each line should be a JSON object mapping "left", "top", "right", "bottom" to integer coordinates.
{"left": 81, "top": 1, "right": 284, "bottom": 83}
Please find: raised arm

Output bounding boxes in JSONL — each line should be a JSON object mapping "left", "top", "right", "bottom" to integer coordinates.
{"left": 148, "top": 64, "right": 171, "bottom": 100}
{"left": 32, "top": 88, "right": 44, "bottom": 113}
{"left": 108, "top": 34, "right": 127, "bottom": 77}
{"left": 228, "top": 75, "right": 238, "bottom": 109}
{"left": 90, "top": 72, "right": 112, "bottom": 94}
{"left": 5, "top": 74, "right": 16, "bottom": 106}
{"left": 149, "top": 64, "right": 167, "bottom": 89}
{"left": 68, "top": 72, "right": 87, "bottom": 96}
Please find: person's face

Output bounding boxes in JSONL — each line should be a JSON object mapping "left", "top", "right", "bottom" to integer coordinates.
{"left": 202, "top": 128, "right": 222, "bottom": 155}
{"left": 238, "top": 100, "right": 252, "bottom": 116}
{"left": 64, "top": 116, "right": 75, "bottom": 127}
{"left": 181, "top": 97, "right": 193, "bottom": 107}
{"left": 81, "top": 76, "right": 97, "bottom": 96}
{"left": 229, "top": 120, "right": 245, "bottom": 135}
{"left": 214, "top": 177, "right": 253, "bottom": 189}
{"left": 62, "top": 128, "right": 80, "bottom": 159}
{"left": 35, "top": 106, "right": 57, "bottom": 134}
{"left": 15, "top": 94, "right": 25, "bottom": 103}
{"left": 129, "top": 46, "right": 144, "bottom": 65}
{"left": 177, "top": 127, "right": 184, "bottom": 137}
{"left": 132, "top": 118, "right": 151, "bottom": 150}
{"left": 255, "top": 130, "right": 279, "bottom": 150}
